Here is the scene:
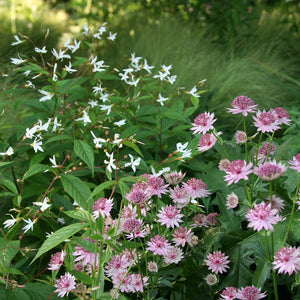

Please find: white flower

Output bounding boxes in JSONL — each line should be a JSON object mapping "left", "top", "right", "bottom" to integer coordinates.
{"left": 35, "top": 46, "right": 47, "bottom": 53}
{"left": 62, "top": 38, "right": 71, "bottom": 48}
{"left": 104, "top": 152, "right": 117, "bottom": 173}
{"left": 130, "top": 53, "right": 142, "bottom": 65}
{"left": 57, "top": 218, "right": 65, "bottom": 224}
{"left": 11, "top": 54, "right": 26, "bottom": 65}
{"left": 64, "top": 61, "right": 77, "bottom": 74}
{"left": 0, "top": 147, "right": 14, "bottom": 156}
{"left": 38, "top": 90, "right": 54, "bottom": 102}
{"left": 33, "top": 197, "right": 51, "bottom": 211}
{"left": 25, "top": 125, "right": 39, "bottom": 139}
{"left": 161, "top": 64, "right": 172, "bottom": 73}
{"left": 49, "top": 155, "right": 58, "bottom": 168}
{"left": 23, "top": 70, "right": 31, "bottom": 77}
{"left": 22, "top": 218, "right": 35, "bottom": 233}
{"left": 88, "top": 100, "right": 98, "bottom": 108}
{"left": 3, "top": 214, "right": 18, "bottom": 229}
{"left": 31, "top": 138, "right": 44, "bottom": 153}
{"left": 52, "top": 117, "right": 62, "bottom": 132}
{"left": 69, "top": 39, "right": 81, "bottom": 53}
{"left": 124, "top": 154, "right": 141, "bottom": 173}
{"left": 92, "top": 83, "right": 104, "bottom": 94}
{"left": 99, "top": 92, "right": 109, "bottom": 102}
{"left": 153, "top": 70, "right": 168, "bottom": 81}
{"left": 156, "top": 93, "right": 168, "bottom": 106}
{"left": 92, "top": 60, "right": 107, "bottom": 72}
{"left": 51, "top": 48, "right": 71, "bottom": 61}
{"left": 11, "top": 35, "right": 24, "bottom": 46}
{"left": 188, "top": 86, "right": 200, "bottom": 98}
{"left": 176, "top": 142, "right": 189, "bottom": 152}
{"left": 25, "top": 81, "right": 35, "bottom": 88}
{"left": 90, "top": 131, "right": 106, "bottom": 148}
{"left": 113, "top": 119, "right": 126, "bottom": 127}
{"left": 167, "top": 75, "right": 177, "bottom": 84}
{"left": 38, "top": 118, "right": 51, "bottom": 131}
{"left": 111, "top": 133, "right": 122, "bottom": 146}
{"left": 75, "top": 111, "right": 91, "bottom": 126}
{"left": 107, "top": 32, "right": 117, "bottom": 41}
{"left": 142, "top": 59, "right": 155, "bottom": 73}
{"left": 151, "top": 166, "right": 171, "bottom": 177}
{"left": 82, "top": 24, "right": 90, "bottom": 36}
{"left": 99, "top": 104, "right": 112, "bottom": 115}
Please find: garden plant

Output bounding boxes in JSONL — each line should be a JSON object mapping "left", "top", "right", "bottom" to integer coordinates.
{"left": 0, "top": 21, "right": 300, "bottom": 299}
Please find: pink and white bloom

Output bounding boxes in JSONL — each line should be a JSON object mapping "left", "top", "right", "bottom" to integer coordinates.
{"left": 73, "top": 238, "right": 98, "bottom": 265}
{"left": 170, "top": 186, "right": 190, "bottom": 208}
{"left": 266, "top": 195, "right": 285, "bottom": 212}
{"left": 220, "top": 287, "right": 237, "bottom": 299}
{"left": 204, "top": 251, "right": 230, "bottom": 274}
{"left": 224, "top": 160, "right": 253, "bottom": 185}
{"left": 183, "top": 178, "right": 210, "bottom": 198}
{"left": 273, "top": 107, "right": 291, "bottom": 125}
{"left": 146, "top": 235, "right": 171, "bottom": 256}
{"left": 163, "top": 246, "right": 184, "bottom": 265}
{"left": 157, "top": 205, "right": 184, "bottom": 228}
{"left": 173, "top": 227, "right": 193, "bottom": 247}
{"left": 254, "top": 160, "right": 287, "bottom": 181}
{"left": 191, "top": 112, "right": 216, "bottom": 134}
{"left": 218, "top": 158, "right": 230, "bottom": 171}
{"left": 205, "top": 273, "right": 218, "bottom": 286}
{"left": 54, "top": 272, "right": 76, "bottom": 297}
{"left": 235, "top": 286, "right": 267, "bottom": 300}
{"left": 227, "top": 96, "right": 257, "bottom": 116}
{"left": 191, "top": 213, "right": 208, "bottom": 228}
{"left": 147, "top": 261, "right": 158, "bottom": 272}
{"left": 198, "top": 133, "right": 217, "bottom": 152}
{"left": 245, "top": 202, "right": 282, "bottom": 232}
{"left": 255, "top": 142, "right": 276, "bottom": 162}
{"left": 226, "top": 192, "right": 239, "bottom": 209}
{"left": 235, "top": 130, "right": 247, "bottom": 144}
{"left": 253, "top": 110, "right": 280, "bottom": 133}
{"left": 288, "top": 153, "right": 300, "bottom": 172}
{"left": 273, "top": 246, "right": 300, "bottom": 275}
{"left": 163, "top": 170, "right": 185, "bottom": 185}
{"left": 146, "top": 176, "right": 169, "bottom": 198}
{"left": 126, "top": 182, "right": 151, "bottom": 204}
{"left": 92, "top": 197, "right": 113, "bottom": 219}
{"left": 48, "top": 251, "right": 65, "bottom": 271}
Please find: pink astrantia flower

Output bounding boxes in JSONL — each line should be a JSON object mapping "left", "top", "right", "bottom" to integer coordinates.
{"left": 273, "top": 107, "right": 291, "bottom": 125}
{"left": 183, "top": 178, "right": 210, "bottom": 198}
{"left": 253, "top": 110, "right": 280, "bottom": 133}
{"left": 126, "top": 182, "right": 151, "bottom": 204}
{"left": 147, "top": 261, "right": 158, "bottom": 272}
{"left": 206, "top": 212, "right": 219, "bottom": 226}
{"left": 218, "top": 158, "right": 230, "bottom": 171}
{"left": 191, "top": 112, "right": 216, "bottom": 134}
{"left": 173, "top": 227, "right": 193, "bottom": 247}
{"left": 227, "top": 95, "right": 258, "bottom": 116}
{"left": 235, "top": 130, "right": 247, "bottom": 144}
{"left": 220, "top": 287, "right": 237, "bottom": 300}
{"left": 266, "top": 195, "right": 285, "bottom": 212}
{"left": 157, "top": 205, "right": 184, "bottom": 228}
{"left": 204, "top": 251, "right": 230, "bottom": 274}
{"left": 73, "top": 238, "right": 98, "bottom": 265}
{"left": 235, "top": 286, "right": 267, "bottom": 300}
{"left": 198, "top": 133, "right": 217, "bottom": 152}
{"left": 146, "top": 176, "right": 169, "bottom": 198}
{"left": 163, "top": 246, "right": 184, "bottom": 265}
{"left": 191, "top": 213, "right": 208, "bottom": 228}
{"left": 226, "top": 192, "right": 239, "bottom": 209}
{"left": 170, "top": 186, "right": 190, "bottom": 208}
{"left": 224, "top": 160, "right": 253, "bottom": 185}
{"left": 245, "top": 202, "right": 282, "bottom": 232}
{"left": 92, "top": 197, "right": 113, "bottom": 219}
{"left": 105, "top": 253, "right": 132, "bottom": 278}
{"left": 254, "top": 160, "right": 287, "bottom": 181}
{"left": 54, "top": 272, "right": 76, "bottom": 297}
{"left": 48, "top": 251, "right": 65, "bottom": 271}
{"left": 205, "top": 273, "right": 218, "bottom": 286}
{"left": 146, "top": 235, "right": 171, "bottom": 256}
{"left": 273, "top": 246, "right": 300, "bottom": 275}
{"left": 255, "top": 142, "right": 276, "bottom": 162}
{"left": 288, "top": 153, "right": 300, "bottom": 172}
{"left": 163, "top": 170, "right": 185, "bottom": 185}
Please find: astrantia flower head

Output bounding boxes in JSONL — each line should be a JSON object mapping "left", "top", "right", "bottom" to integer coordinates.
{"left": 157, "top": 205, "right": 184, "bottom": 228}
{"left": 204, "top": 251, "right": 230, "bottom": 274}
{"left": 255, "top": 142, "right": 276, "bottom": 162}
{"left": 226, "top": 192, "right": 239, "bottom": 209}
{"left": 266, "top": 194, "right": 285, "bottom": 212}
{"left": 191, "top": 213, "right": 208, "bottom": 228}
{"left": 235, "top": 286, "right": 267, "bottom": 300}
{"left": 54, "top": 272, "right": 76, "bottom": 297}
{"left": 48, "top": 251, "right": 65, "bottom": 271}
{"left": 253, "top": 110, "right": 280, "bottom": 133}
{"left": 235, "top": 130, "right": 247, "bottom": 144}
{"left": 254, "top": 160, "right": 287, "bottom": 181}
{"left": 227, "top": 95, "right": 257, "bottom": 116}
{"left": 92, "top": 197, "right": 113, "bottom": 219}
{"left": 220, "top": 287, "right": 237, "bottom": 300}
{"left": 273, "top": 246, "right": 300, "bottom": 275}
{"left": 218, "top": 158, "right": 230, "bottom": 171}
{"left": 245, "top": 202, "right": 282, "bottom": 232}
{"left": 224, "top": 160, "right": 253, "bottom": 185}
{"left": 73, "top": 238, "right": 98, "bottom": 265}
{"left": 146, "top": 176, "right": 169, "bottom": 198}
{"left": 147, "top": 261, "right": 158, "bottom": 272}
{"left": 183, "top": 178, "right": 210, "bottom": 198}
{"left": 169, "top": 186, "right": 190, "bottom": 208}
{"left": 172, "top": 227, "right": 193, "bottom": 247}
{"left": 191, "top": 112, "right": 216, "bottom": 134}
{"left": 126, "top": 182, "right": 151, "bottom": 204}
{"left": 273, "top": 107, "right": 291, "bottom": 125}
{"left": 288, "top": 153, "right": 300, "bottom": 172}
{"left": 146, "top": 235, "right": 171, "bottom": 256}
{"left": 163, "top": 170, "right": 185, "bottom": 185}
{"left": 163, "top": 246, "right": 184, "bottom": 265}
{"left": 198, "top": 133, "right": 217, "bottom": 152}
{"left": 205, "top": 273, "right": 218, "bottom": 286}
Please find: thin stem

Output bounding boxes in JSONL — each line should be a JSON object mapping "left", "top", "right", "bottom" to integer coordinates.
{"left": 242, "top": 116, "right": 248, "bottom": 163}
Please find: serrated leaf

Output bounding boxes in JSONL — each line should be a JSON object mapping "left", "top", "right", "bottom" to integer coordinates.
{"left": 61, "top": 174, "right": 91, "bottom": 209}
{"left": 0, "top": 239, "right": 20, "bottom": 265}
{"left": 32, "top": 222, "right": 87, "bottom": 263}
{"left": 63, "top": 209, "right": 92, "bottom": 221}
{"left": 123, "top": 141, "right": 143, "bottom": 157}
{"left": 252, "top": 260, "right": 271, "bottom": 287}
{"left": 23, "top": 283, "right": 61, "bottom": 300}
{"left": 74, "top": 139, "right": 95, "bottom": 176}
{"left": 22, "top": 164, "right": 49, "bottom": 180}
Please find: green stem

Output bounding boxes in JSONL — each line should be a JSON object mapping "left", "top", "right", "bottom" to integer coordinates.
{"left": 242, "top": 116, "right": 248, "bottom": 163}
{"left": 272, "top": 269, "right": 279, "bottom": 300}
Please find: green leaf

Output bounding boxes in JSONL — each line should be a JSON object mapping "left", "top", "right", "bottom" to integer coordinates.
{"left": 0, "top": 162, "right": 13, "bottom": 168}
{"left": 61, "top": 174, "right": 91, "bottom": 209}
{"left": 74, "top": 139, "right": 95, "bottom": 176}
{"left": 23, "top": 283, "right": 61, "bottom": 300}
{"left": 0, "top": 239, "right": 20, "bottom": 265}
{"left": 63, "top": 209, "right": 92, "bottom": 221}
{"left": 123, "top": 141, "right": 143, "bottom": 157}
{"left": 88, "top": 180, "right": 115, "bottom": 201}
{"left": 32, "top": 222, "right": 87, "bottom": 263}
{"left": 5, "top": 288, "right": 31, "bottom": 300}
{"left": 22, "top": 164, "right": 49, "bottom": 180}
{"left": 0, "top": 179, "right": 18, "bottom": 194}
{"left": 44, "top": 134, "right": 73, "bottom": 145}
{"left": 252, "top": 260, "right": 271, "bottom": 288}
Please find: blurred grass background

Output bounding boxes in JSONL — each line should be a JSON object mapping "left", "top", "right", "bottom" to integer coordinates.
{"left": 1, "top": 0, "right": 300, "bottom": 135}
